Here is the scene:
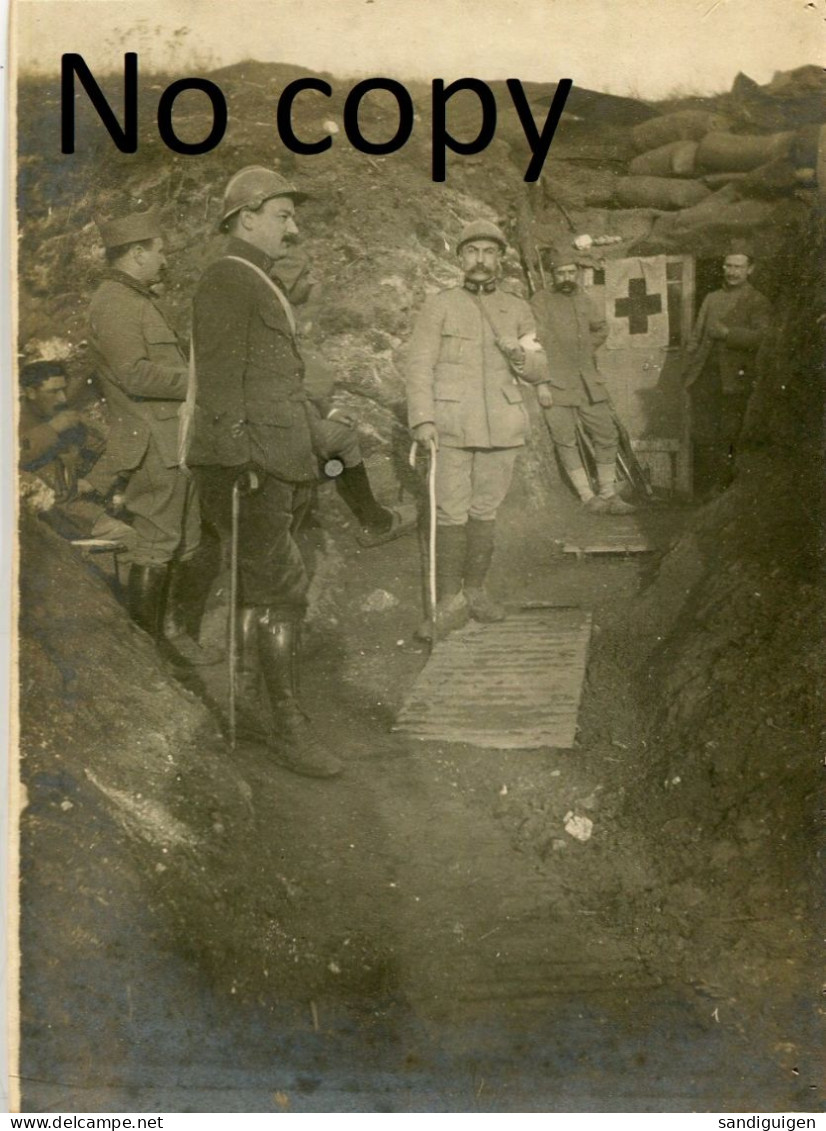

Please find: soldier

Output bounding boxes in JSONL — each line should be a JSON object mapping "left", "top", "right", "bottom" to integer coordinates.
{"left": 530, "top": 249, "right": 635, "bottom": 515}
{"left": 405, "top": 219, "right": 549, "bottom": 639}
{"left": 19, "top": 358, "right": 96, "bottom": 495}
{"left": 88, "top": 209, "right": 217, "bottom": 665}
{"left": 683, "top": 239, "right": 771, "bottom": 498}
{"left": 188, "top": 166, "right": 399, "bottom": 779}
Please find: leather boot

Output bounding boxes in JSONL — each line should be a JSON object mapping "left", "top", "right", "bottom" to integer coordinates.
{"left": 335, "top": 461, "right": 394, "bottom": 532}
{"left": 163, "top": 556, "right": 223, "bottom": 666}
{"left": 126, "top": 564, "right": 168, "bottom": 641}
{"left": 463, "top": 517, "right": 505, "bottom": 622}
{"left": 416, "top": 524, "right": 470, "bottom": 641}
{"left": 258, "top": 617, "right": 343, "bottom": 778}
{"left": 233, "top": 607, "right": 270, "bottom": 742}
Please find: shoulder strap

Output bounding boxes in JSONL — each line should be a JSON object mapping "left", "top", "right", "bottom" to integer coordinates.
{"left": 179, "top": 255, "right": 297, "bottom": 468}
{"left": 223, "top": 254, "right": 297, "bottom": 339}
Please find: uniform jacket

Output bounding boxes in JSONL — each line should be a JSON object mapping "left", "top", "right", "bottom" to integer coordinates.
{"left": 405, "top": 284, "right": 547, "bottom": 449}
{"left": 87, "top": 271, "right": 188, "bottom": 474}
{"left": 18, "top": 399, "right": 80, "bottom": 472}
{"left": 683, "top": 282, "right": 771, "bottom": 395}
{"left": 187, "top": 237, "right": 319, "bottom": 482}
{"left": 530, "top": 287, "right": 609, "bottom": 407}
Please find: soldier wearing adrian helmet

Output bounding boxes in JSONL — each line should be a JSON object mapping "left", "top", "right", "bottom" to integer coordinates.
{"left": 189, "top": 166, "right": 412, "bottom": 779}
{"left": 405, "top": 219, "right": 549, "bottom": 639}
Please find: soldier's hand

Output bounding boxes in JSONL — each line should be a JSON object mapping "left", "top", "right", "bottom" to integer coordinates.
{"left": 413, "top": 422, "right": 439, "bottom": 449}
{"left": 707, "top": 321, "right": 730, "bottom": 342}
{"left": 536, "top": 384, "right": 554, "bottom": 409}
{"left": 498, "top": 337, "right": 526, "bottom": 369}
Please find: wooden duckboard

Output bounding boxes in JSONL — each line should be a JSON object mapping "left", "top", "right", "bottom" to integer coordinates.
{"left": 394, "top": 609, "right": 592, "bottom": 750}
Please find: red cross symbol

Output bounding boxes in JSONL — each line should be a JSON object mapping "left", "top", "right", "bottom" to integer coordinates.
{"left": 614, "top": 277, "right": 663, "bottom": 334}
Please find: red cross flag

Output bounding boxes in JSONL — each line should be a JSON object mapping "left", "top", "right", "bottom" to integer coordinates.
{"left": 604, "top": 256, "right": 669, "bottom": 350}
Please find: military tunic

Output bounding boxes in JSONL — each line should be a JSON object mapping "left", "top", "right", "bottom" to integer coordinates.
{"left": 684, "top": 281, "right": 771, "bottom": 443}
{"left": 530, "top": 285, "right": 619, "bottom": 464}
{"left": 405, "top": 283, "right": 547, "bottom": 525}
{"left": 87, "top": 271, "right": 201, "bottom": 565}
{"left": 189, "top": 238, "right": 320, "bottom": 614}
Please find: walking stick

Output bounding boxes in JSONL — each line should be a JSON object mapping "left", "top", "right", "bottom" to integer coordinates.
{"left": 228, "top": 468, "right": 258, "bottom": 750}
{"left": 409, "top": 438, "right": 438, "bottom": 627}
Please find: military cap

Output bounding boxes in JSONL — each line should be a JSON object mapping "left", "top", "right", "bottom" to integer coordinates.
{"left": 456, "top": 219, "right": 507, "bottom": 253}
{"left": 96, "top": 207, "right": 162, "bottom": 250}
{"left": 725, "top": 237, "right": 757, "bottom": 261}
{"left": 219, "top": 166, "right": 308, "bottom": 231}
{"left": 545, "top": 244, "right": 577, "bottom": 269}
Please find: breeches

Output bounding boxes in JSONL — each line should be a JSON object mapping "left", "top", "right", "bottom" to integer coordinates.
{"left": 195, "top": 466, "right": 314, "bottom": 616}
{"left": 123, "top": 438, "right": 201, "bottom": 566}
{"left": 543, "top": 401, "right": 618, "bottom": 465}
{"left": 435, "top": 446, "right": 519, "bottom": 526}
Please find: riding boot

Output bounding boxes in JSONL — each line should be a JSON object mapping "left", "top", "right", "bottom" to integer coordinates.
{"left": 258, "top": 617, "right": 343, "bottom": 778}
{"left": 416, "top": 524, "right": 470, "bottom": 641}
{"left": 233, "top": 606, "right": 270, "bottom": 742}
{"left": 163, "top": 556, "right": 223, "bottom": 666}
{"left": 126, "top": 563, "right": 168, "bottom": 641}
{"left": 334, "top": 461, "right": 393, "bottom": 531}
{"left": 463, "top": 517, "right": 505, "bottom": 622}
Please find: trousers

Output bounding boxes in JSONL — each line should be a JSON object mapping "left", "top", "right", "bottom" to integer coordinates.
{"left": 195, "top": 466, "right": 315, "bottom": 616}
{"left": 434, "top": 446, "right": 519, "bottom": 526}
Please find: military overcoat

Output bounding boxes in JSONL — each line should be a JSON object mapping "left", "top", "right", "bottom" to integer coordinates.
{"left": 87, "top": 271, "right": 188, "bottom": 473}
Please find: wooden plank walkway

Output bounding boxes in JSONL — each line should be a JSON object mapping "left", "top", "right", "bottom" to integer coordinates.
{"left": 394, "top": 608, "right": 592, "bottom": 750}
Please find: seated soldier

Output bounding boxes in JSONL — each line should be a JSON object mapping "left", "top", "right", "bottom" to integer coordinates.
{"left": 18, "top": 357, "right": 135, "bottom": 547}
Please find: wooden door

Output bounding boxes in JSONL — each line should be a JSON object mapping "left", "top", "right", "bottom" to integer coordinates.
{"left": 583, "top": 255, "right": 695, "bottom": 496}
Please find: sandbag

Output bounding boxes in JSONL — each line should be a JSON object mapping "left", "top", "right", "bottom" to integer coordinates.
{"left": 629, "top": 141, "right": 684, "bottom": 177}
{"left": 650, "top": 194, "right": 779, "bottom": 256}
{"left": 695, "top": 131, "right": 794, "bottom": 172}
{"left": 628, "top": 139, "right": 697, "bottom": 178}
{"left": 739, "top": 158, "right": 801, "bottom": 197}
{"left": 700, "top": 172, "right": 750, "bottom": 190}
{"left": 614, "top": 176, "right": 711, "bottom": 210}
{"left": 631, "top": 110, "right": 729, "bottom": 153}
{"left": 671, "top": 140, "right": 698, "bottom": 176}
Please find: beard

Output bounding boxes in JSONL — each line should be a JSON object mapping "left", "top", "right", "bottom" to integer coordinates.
{"left": 555, "top": 281, "right": 577, "bottom": 294}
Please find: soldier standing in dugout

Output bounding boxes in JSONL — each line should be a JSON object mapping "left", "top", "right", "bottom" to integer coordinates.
{"left": 529, "top": 247, "right": 636, "bottom": 515}
{"left": 88, "top": 209, "right": 218, "bottom": 665}
{"left": 405, "top": 219, "right": 550, "bottom": 640}
{"left": 186, "top": 166, "right": 413, "bottom": 780}
{"left": 683, "top": 238, "right": 771, "bottom": 499}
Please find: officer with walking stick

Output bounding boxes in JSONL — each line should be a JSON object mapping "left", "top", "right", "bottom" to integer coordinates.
{"left": 404, "top": 220, "right": 549, "bottom": 642}
{"left": 185, "top": 167, "right": 351, "bottom": 778}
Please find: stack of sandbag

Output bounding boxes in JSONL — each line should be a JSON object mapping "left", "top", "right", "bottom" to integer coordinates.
{"left": 617, "top": 106, "right": 823, "bottom": 210}
{"left": 614, "top": 109, "right": 730, "bottom": 210}
{"left": 630, "top": 109, "right": 731, "bottom": 152}
{"left": 645, "top": 181, "right": 793, "bottom": 256}
{"left": 613, "top": 175, "right": 710, "bottom": 210}
{"left": 628, "top": 139, "right": 698, "bottom": 177}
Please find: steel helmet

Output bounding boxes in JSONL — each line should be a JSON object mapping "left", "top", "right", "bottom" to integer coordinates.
{"left": 456, "top": 219, "right": 508, "bottom": 254}
{"left": 219, "top": 166, "right": 308, "bottom": 231}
